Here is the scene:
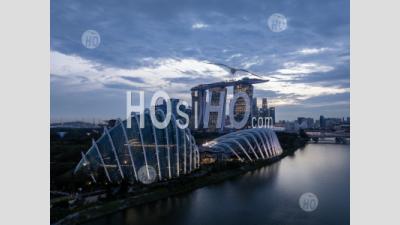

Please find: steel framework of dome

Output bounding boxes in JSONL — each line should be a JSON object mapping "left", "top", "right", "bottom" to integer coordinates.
{"left": 206, "top": 128, "right": 283, "bottom": 161}
{"left": 74, "top": 111, "right": 200, "bottom": 184}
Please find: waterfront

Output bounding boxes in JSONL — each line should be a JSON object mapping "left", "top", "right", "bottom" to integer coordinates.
{"left": 82, "top": 143, "right": 349, "bottom": 225}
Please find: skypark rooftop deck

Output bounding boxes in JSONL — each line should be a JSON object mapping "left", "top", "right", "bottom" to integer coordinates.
{"left": 191, "top": 77, "right": 269, "bottom": 91}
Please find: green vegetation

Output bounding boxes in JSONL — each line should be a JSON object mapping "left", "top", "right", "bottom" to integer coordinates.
{"left": 51, "top": 128, "right": 102, "bottom": 191}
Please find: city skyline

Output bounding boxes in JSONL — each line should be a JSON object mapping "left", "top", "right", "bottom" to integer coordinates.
{"left": 51, "top": 0, "right": 349, "bottom": 121}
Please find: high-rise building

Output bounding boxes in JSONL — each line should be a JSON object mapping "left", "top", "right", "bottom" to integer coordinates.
{"left": 191, "top": 89, "right": 206, "bottom": 129}
{"left": 207, "top": 87, "right": 227, "bottom": 132}
{"left": 320, "top": 115, "right": 326, "bottom": 129}
{"left": 154, "top": 98, "right": 179, "bottom": 115}
{"left": 251, "top": 97, "right": 258, "bottom": 118}
{"left": 307, "top": 118, "right": 314, "bottom": 129}
{"left": 262, "top": 98, "right": 268, "bottom": 109}
{"left": 154, "top": 98, "right": 188, "bottom": 124}
{"left": 315, "top": 120, "right": 320, "bottom": 128}
{"left": 190, "top": 77, "right": 268, "bottom": 131}
{"left": 233, "top": 83, "right": 254, "bottom": 125}
{"left": 297, "top": 117, "right": 306, "bottom": 125}
{"left": 269, "top": 107, "right": 276, "bottom": 125}
{"left": 259, "top": 97, "right": 269, "bottom": 118}
{"left": 297, "top": 117, "right": 314, "bottom": 128}
{"left": 171, "top": 98, "right": 180, "bottom": 116}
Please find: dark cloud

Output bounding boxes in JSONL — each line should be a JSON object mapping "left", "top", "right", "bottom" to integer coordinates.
{"left": 51, "top": 0, "right": 349, "bottom": 67}
{"left": 51, "top": 0, "right": 349, "bottom": 120}
{"left": 165, "top": 76, "right": 221, "bottom": 86}
{"left": 290, "top": 62, "right": 350, "bottom": 87}
{"left": 120, "top": 76, "right": 145, "bottom": 83}
{"left": 102, "top": 83, "right": 141, "bottom": 90}
{"left": 302, "top": 92, "right": 350, "bottom": 104}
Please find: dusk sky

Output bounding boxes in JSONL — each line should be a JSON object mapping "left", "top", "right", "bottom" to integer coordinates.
{"left": 51, "top": 0, "right": 349, "bottom": 122}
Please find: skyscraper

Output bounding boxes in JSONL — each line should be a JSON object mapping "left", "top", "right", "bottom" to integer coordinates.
{"left": 207, "top": 87, "right": 227, "bottom": 132}
{"left": 233, "top": 83, "right": 254, "bottom": 126}
{"left": 259, "top": 97, "right": 269, "bottom": 118}
{"left": 269, "top": 107, "right": 276, "bottom": 125}
{"left": 170, "top": 98, "right": 180, "bottom": 116}
{"left": 320, "top": 115, "right": 326, "bottom": 129}
{"left": 190, "top": 89, "right": 206, "bottom": 129}
{"left": 190, "top": 77, "right": 268, "bottom": 131}
{"left": 262, "top": 98, "right": 268, "bottom": 109}
{"left": 252, "top": 97, "right": 258, "bottom": 119}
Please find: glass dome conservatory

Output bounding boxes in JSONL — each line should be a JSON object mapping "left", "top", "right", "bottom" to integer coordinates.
{"left": 74, "top": 111, "right": 200, "bottom": 184}
{"left": 204, "top": 128, "right": 283, "bottom": 162}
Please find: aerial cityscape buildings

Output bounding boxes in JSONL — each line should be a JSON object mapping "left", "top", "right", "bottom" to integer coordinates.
{"left": 190, "top": 77, "right": 269, "bottom": 132}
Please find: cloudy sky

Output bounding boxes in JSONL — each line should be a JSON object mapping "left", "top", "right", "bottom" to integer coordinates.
{"left": 51, "top": 0, "right": 349, "bottom": 122}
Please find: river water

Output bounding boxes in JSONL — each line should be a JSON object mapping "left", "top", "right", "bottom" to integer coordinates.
{"left": 83, "top": 143, "right": 350, "bottom": 225}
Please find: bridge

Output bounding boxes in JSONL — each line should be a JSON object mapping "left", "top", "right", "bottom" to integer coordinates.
{"left": 305, "top": 131, "right": 350, "bottom": 144}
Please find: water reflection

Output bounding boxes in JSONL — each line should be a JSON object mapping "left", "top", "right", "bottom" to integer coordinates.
{"left": 83, "top": 144, "right": 349, "bottom": 225}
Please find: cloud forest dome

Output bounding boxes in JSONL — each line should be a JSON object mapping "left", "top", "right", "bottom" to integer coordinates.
{"left": 74, "top": 110, "right": 200, "bottom": 184}
{"left": 206, "top": 128, "right": 283, "bottom": 161}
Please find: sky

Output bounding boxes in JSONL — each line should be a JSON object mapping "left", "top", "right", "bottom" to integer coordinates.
{"left": 50, "top": 0, "right": 350, "bottom": 122}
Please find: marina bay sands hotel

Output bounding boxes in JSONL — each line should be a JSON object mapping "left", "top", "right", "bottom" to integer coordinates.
{"left": 190, "top": 77, "right": 269, "bottom": 132}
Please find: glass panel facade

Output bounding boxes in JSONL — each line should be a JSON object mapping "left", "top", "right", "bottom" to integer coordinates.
{"left": 74, "top": 111, "right": 199, "bottom": 184}
{"left": 208, "top": 128, "right": 283, "bottom": 162}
